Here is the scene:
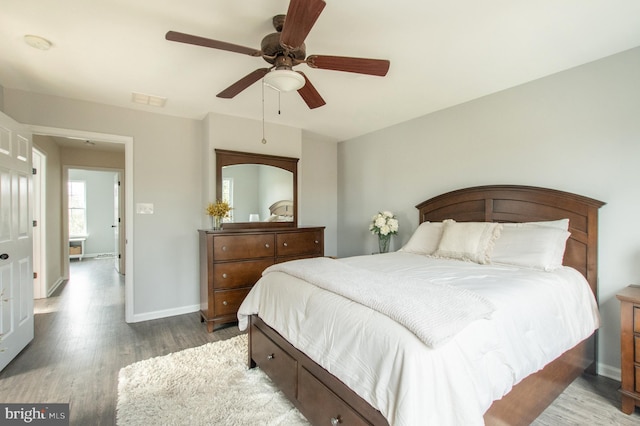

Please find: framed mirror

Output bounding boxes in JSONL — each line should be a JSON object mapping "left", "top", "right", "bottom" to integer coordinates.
{"left": 215, "top": 149, "right": 298, "bottom": 229}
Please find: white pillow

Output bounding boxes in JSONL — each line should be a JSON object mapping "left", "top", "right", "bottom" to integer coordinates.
{"left": 399, "top": 222, "right": 444, "bottom": 255}
{"left": 433, "top": 220, "right": 502, "bottom": 264}
{"left": 502, "top": 218, "right": 569, "bottom": 231}
{"left": 492, "top": 225, "right": 571, "bottom": 270}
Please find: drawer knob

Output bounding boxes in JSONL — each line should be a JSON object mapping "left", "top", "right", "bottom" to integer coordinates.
{"left": 283, "top": 242, "right": 288, "bottom": 247}
{"left": 222, "top": 301, "right": 228, "bottom": 306}
{"left": 265, "top": 243, "right": 270, "bottom": 248}
{"left": 222, "top": 273, "right": 228, "bottom": 279}
{"left": 267, "top": 354, "right": 274, "bottom": 360}
{"left": 330, "top": 416, "right": 342, "bottom": 426}
{"left": 222, "top": 246, "right": 227, "bottom": 251}
{"left": 314, "top": 240, "right": 319, "bottom": 244}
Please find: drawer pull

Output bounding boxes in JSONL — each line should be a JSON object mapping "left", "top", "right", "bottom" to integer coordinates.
{"left": 315, "top": 240, "right": 319, "bottom": 244}
{"left": 265, "top": 243, "right": 270, "bottom": 248}
{"left": 222, "top": 301, "right": 228, "bottom": 306}
{"left": 330, "top": 416, "right": 342, "bottom": 426}
{"left": 267, "top": 354, "right": 274, "bottom": 360}
{"left": 222, "top": 273, "right": 228, "bottom": 279}
{"left": 283, "top": 242, "right": 288, "bottom": 247}
{"left": 222, "top": 246, "right": 227, "bottom": 251}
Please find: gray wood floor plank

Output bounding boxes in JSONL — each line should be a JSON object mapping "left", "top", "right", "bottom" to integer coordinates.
{"left": 0, "top": 258, "right": 638, "bottom": 425}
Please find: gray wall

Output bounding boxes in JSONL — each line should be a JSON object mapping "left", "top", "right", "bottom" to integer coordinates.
{"left": 68, "top": 169, "right": 118, "bottom": 256}
{"left": 3, "top": 90, "right": 337, "bottom": 324}
{"left": 338, "top": 46, "right": 640, "bottom": 378}
{"left": 301, "top": 131, "right": 338, "bottom": 256}
{"left": 33, "top": 135, "right": 64, "bottom": 296}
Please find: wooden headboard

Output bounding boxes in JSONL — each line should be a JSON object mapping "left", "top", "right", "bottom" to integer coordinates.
{"left": 415, "top": 185, "right": 605, "bottom": 298}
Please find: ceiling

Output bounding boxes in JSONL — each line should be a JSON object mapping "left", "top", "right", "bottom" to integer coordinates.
{"left": 2, "top": 1, "right": 640, "bottom": 141}
{"left": 49, "top": 136, "right": 125, "bottom": 153}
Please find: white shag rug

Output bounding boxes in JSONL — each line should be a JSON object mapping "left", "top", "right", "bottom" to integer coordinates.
{"left": 117, "top": 334, "right": 310, "bottom": 426}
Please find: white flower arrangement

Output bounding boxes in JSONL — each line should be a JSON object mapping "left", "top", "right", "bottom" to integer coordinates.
{"left": 369, "top": 211, "right": 399, "bottom": 236}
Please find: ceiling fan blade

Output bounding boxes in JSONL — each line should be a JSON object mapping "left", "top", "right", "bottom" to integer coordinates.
{"left": 217, "top": 68, "right": 270, "bottom": 98}
{"left": 280, "top": 0, "right": 326, "bottom": 50}
{"left": 306, "top": 55, "right": 390, "bottom": 76}
{"left": 296, "top": 72, "right": 326, "bottom": 109}
{"left": 166, "top": 31, "right": 262, "bottom": 57}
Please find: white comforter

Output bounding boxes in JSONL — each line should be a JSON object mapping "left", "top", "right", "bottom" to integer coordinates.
{"left": 237, "top": 252, "right": 600, "bottom": 426}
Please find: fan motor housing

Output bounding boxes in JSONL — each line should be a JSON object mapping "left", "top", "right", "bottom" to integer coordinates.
{"left": 261, "top": 32, "right": 306, "bottom": 64}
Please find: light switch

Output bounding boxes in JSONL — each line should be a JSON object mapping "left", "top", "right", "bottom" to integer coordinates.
{"left": 136, "top": 203, "right": 154, "bottom": 214}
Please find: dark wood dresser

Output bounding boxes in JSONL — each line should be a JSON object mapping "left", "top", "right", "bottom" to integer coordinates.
{"left": 616, "top": 285, "right": 640, "bottom": 414}
{"left": 198, "top": 227, "right": 324, "bottom": 332}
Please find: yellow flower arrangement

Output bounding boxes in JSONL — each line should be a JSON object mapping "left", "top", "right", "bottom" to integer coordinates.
{"left": 206, "top": 200, "right": 232, "bottom": 218}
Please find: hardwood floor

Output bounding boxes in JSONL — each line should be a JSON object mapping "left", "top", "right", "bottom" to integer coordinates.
{"left": 0, "top": 258, "right": 638, "bottom": 425}
{"left": 0, "top": 258, "right": 240, "bottom": 425}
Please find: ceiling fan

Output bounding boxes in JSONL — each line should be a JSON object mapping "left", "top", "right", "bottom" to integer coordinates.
{"left": 165, "top": 0, "right": 390, "bottom": 109}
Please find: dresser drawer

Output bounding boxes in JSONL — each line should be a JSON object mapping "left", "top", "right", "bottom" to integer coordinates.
{"left": 213, "top": 234, "right": 275, "bottom": 261}
{"left": 213, "top": 288, "right": 251, "bottom": 316}
{"left": 251, "top": 324, "right": 297, "bottom": 401}
{"left": 276, "top": 230, "right": 323, "bottom": 258}
{"left": 634, "top": 307, "right": 640, "bottom": 333}
{"left": 635, "top": 335, "right": 640, "bottom": 364}
{"left": 213, "top": 259, "right": 273, "bottom": 289}
{"left": 298, "top": 367, "right": 370, "bottom": 426}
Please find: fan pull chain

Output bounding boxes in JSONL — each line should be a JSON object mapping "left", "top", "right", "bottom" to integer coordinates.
{"left": 261, "top": 80, "right": 267, "bottom": 144}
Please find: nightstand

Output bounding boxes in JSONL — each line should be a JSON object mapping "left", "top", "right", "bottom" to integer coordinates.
{"left": 616, "top": 285, "right": 640, "bottom": 414}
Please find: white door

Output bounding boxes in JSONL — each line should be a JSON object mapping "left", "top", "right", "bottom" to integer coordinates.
{"left": 0, "top": 111, "right": 33, "bottom": 372}
{"left": 32, "top": 148, "right": 45, "bottom": 299}
{"left": 113, "top": 172, "right": 123, "bottom": 274}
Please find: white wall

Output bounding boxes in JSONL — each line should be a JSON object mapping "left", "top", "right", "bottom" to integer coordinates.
{"left": 338, "top": 46, "right": 640, "bottom": 378}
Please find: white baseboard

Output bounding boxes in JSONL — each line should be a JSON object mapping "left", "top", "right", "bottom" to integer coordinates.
{"left": 47, "top": 277, "right": 65, "bottom": 297}
{"left": 76, "top": 253, "right": 116, "bottom": 259}
{"left": 597, "top": 362, "right": 621, "bottom": 381}
{"left": 129, "top": 304, "right": 200, "bottom": 323}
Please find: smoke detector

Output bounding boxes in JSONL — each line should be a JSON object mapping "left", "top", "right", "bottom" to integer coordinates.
{"left": 24, "top": 35, "right": 52, "bottom": 50}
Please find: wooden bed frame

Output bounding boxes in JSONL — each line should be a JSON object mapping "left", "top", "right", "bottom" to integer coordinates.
{"left": 248, "top": 185, "right": 605, "bottom": 426}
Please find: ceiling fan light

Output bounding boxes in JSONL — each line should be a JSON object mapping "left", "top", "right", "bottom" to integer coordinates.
{"left": 263, "top": 69, "right": 305, "bottom": 92}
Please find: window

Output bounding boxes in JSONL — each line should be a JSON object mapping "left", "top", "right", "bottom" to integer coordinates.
{"left": 68, "top": 180, "right": 87, "bottom": 236}
{"left": 222, "top": 177, "right": 233, "bottom": 222}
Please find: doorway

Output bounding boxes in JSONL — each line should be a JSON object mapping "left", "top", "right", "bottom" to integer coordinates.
{"left": 66, "top": 168, "right": 123, "bottom": 272}
{"left": 30, "top": 125, "right": 134, "bottom": 322}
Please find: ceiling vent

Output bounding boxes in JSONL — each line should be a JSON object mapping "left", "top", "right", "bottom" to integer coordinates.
{"left": 131, "top": 92, "right": 167, "bottom": 107}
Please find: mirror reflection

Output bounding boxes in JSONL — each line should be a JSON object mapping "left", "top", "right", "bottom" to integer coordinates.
{"left": 215, "top": 149, "right": 298, "bottom": 229}
{"left": 222, "top": 164, "right": 294, "bottom": 223}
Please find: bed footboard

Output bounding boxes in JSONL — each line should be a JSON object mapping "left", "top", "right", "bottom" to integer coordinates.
{"left": 249, "top": 315, "right": 595, "bottom": 426}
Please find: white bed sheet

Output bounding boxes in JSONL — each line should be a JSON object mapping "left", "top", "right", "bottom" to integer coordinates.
{"left": 237, "top": 252, "right": 600, "bottom": 426}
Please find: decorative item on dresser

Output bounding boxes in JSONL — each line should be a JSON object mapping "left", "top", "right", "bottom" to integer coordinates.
{"left": 616, "top": 285, "right": 640, "bottom": 414}
{"left": 198, "top": 227, "right": 324, "bottom": 332}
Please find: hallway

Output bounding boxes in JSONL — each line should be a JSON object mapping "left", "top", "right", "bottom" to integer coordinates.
{"left": 0, "top": 258, "right": 239, "bottom": 425}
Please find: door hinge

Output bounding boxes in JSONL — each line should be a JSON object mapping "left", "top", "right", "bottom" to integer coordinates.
{"left": 33, "top": 220, "right": 38, "bottom": 227}
{"left": 33, "top": 272, "right": 38, "bottom": 279}
{"left": 118, "top": 254, "right": 121, "bottom": 259}
{"left": 118, "top": 180, "right": 121, "bottom": 186}
{"left": 32, "top": 167, "right": 37, "bottom": 175}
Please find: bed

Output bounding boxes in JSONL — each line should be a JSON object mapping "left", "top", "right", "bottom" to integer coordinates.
{"left": 237, "top": 185, "right": 605, "bottom": 425}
